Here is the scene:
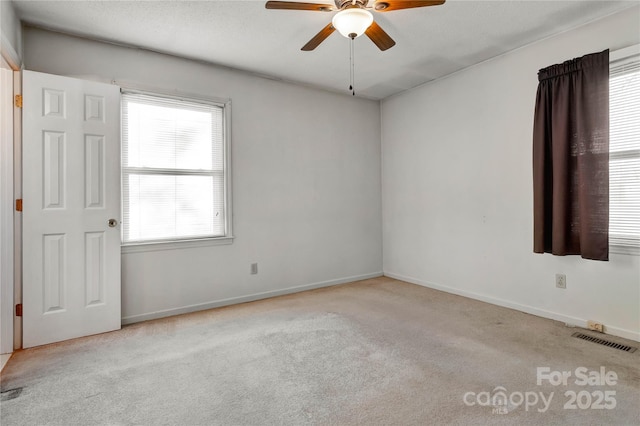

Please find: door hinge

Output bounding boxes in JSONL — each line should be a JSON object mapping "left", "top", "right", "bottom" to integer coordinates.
{"left": 15, "top": 199, "right": 22, "bottom": 212}
{"left": 14, "top": 94, "right": 22, "bottom": 108}
{"left": 15, "top": 304, "right": 22, "bottom": 317}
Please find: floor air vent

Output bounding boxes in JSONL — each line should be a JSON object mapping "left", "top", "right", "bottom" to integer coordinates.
{"left": 572, "top": 332, "right": 637, "bottom": 353}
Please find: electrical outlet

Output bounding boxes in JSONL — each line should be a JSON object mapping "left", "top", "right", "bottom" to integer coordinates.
{"left": 250, "top": 263, "right": 258, "bottom": 275}
{"left": 587, "top": 321, "right": 604, "bottom": 333}
{"left": 556, "top": 273, "right": 566, "bottom": 289}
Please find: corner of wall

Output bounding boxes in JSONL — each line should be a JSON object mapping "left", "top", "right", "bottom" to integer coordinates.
{"left": 1, "top": 0, "right": 23, "bottom": 69}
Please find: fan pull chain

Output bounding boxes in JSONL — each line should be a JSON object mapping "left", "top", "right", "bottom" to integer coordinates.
{"left": 349, "top": 35, "right": 355, "bottom": 96}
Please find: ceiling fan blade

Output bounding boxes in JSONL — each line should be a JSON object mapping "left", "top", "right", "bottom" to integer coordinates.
{"left": 301, "top": 23, "right": 336, "bottom": 51}
{"left": 365, "top": 21, "right": 396, "bottom": 51}
{"left": 373, "top": 0, "right": 445, "bottom": 12}
{"left": 265, "top": 1, "right": 335, "bottom": 11}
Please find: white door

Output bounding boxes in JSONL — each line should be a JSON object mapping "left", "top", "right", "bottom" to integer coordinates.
{"left": 22, "top": 71, "right": 121, "bottom": 348}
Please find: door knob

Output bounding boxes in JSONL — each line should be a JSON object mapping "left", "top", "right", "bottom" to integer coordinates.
{"left": 108, "top": 219, "right": 118, "bottom": 228}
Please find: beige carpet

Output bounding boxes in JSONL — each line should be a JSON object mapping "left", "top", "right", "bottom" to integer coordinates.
{"left": 1, "top": 277, "right": 639, "bottom": 425}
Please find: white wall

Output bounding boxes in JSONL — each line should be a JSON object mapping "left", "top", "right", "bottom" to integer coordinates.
{"left": 382, "top": 7, "right": 640, "bottom": 341}
{"left": 21, "top": 8, "right": 640, "bottom": 340}
{"left": 23, "top": 27, "right": 382, "bottom": 323}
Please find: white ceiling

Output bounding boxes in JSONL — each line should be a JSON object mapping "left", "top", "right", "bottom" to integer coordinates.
{"left": 11, "top": 0, "right": 638, "bottom": 99}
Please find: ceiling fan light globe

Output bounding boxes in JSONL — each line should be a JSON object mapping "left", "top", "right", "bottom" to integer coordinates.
{"left": 332, "top": 8, "right": 374, "bottom": 38}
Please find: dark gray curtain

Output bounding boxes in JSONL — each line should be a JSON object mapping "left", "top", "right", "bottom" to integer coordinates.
{"left": 533, "top": 49, "right": 609, "bottom": 261}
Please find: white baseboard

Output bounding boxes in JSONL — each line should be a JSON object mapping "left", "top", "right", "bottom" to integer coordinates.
{"left": 121, "top": 271, "right": 384, "bottom": 325}
{"left": 384, "top": 271, "right": 640, "bottom": 343}
{"left": 0, "top": 353, "right": 12, "bottom": 373}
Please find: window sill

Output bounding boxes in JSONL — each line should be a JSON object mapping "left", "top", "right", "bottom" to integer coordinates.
{"left": 121, "top": 236, "right": 234, "bottom": 254}
{"left": 610, "top": 244, "right": 640, "bottom": 256}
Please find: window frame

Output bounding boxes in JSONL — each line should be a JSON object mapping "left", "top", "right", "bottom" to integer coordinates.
{"left": 120, "top": 88, "right": 233, "bottom": 253}
{"left": 609, "top": 44, "right": 640, "bottom": 255}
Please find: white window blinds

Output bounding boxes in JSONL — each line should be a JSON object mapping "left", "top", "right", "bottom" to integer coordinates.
{"left": 122, "top": 92, "right": 228, "bottom": 243}
{"left": 610, "top": 50, "right": 640, "bottom": 250}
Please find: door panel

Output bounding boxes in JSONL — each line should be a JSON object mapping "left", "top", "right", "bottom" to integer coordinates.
{"left": 23, "top": 71, "right": 121, "bottom": 348}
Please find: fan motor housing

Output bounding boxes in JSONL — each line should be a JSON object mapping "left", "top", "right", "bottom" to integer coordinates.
{"left": 335, "top": 0, "right": 369, "bottom": 9}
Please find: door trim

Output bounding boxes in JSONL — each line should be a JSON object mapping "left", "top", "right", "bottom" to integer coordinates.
{"left": 0, "top": 57, "right": 14, "bottom": 354}
{"left": 13, "top": 69, "right": 22, "bottom": 350}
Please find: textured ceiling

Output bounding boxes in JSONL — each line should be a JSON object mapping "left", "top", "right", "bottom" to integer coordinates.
{"left": 11, "top": 0, "right": 638, "bottom": 99}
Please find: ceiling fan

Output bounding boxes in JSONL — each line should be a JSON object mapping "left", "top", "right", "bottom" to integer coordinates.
{"left": 265, "top": 0, "right": 446, "bottom": 51}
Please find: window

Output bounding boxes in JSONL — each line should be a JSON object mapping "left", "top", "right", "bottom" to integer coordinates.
{"left": 121, "top": 91, "right": 231, "bottom": 246}
{"left": 610, "top": 45, "right": 640, "bottom": 253}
